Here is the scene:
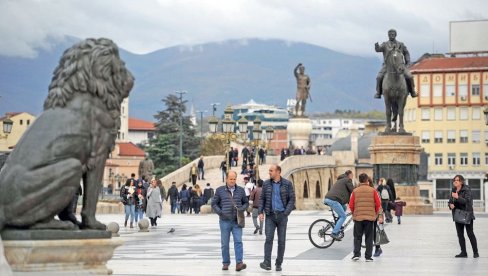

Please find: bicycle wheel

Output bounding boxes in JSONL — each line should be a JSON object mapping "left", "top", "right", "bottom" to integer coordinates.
{"left": 308, "top": 219, "right": 335, "bottom": 249}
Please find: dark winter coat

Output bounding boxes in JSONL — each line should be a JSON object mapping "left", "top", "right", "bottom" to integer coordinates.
{"left": 449, "top": 184, "right": 475, "bottom": 220}
{"left": 120, "top": 185, "right": 136, "bottom": 205}
{"left": 212, "top": 185, "right": 249, "bottom": 221}
{"left": 394, "top": 200, "right": 406, "bottom": 216}
{"left": 258, "top": 178, "right": 296, "bottom": 216}
{"left": 167, "top": 185, "right": 179, "bottom": 203}
{"left": 324, "top": 176, "right": 354, "bottom": 205}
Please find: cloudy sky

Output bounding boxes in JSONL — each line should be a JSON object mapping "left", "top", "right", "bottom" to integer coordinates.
{"left": 1, "top": 0, "right": 487, "bottom": 58}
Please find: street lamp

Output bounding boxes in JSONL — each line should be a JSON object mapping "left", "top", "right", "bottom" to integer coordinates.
{"left": 208, "top": 105, "right": 246, "bottom": 174}
{"left": 2, "top": 118, "right": 13, "bottom": 134}
{"left": 176, "top": 90, "right": 187, "bottom": 168}
{"left": 196, "top": 110, "right": 207, "bottom": 143}
{"left": 246, "top": 117, "right": 274, "bottom": 181}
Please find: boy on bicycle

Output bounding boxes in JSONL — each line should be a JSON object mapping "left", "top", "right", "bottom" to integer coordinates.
{"left": 323, "top": 170, "right": 355, "bottom": 241}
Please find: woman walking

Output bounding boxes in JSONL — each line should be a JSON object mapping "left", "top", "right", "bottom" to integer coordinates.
{"left": 120, "top": 179, "right": 136, "bottom": 228}
{"left": 192, "top": 184, "right": 203, "bottom": 214}
{"left": 146, "top": 179, "right": 163, "bottom": 227}
{"left": 449, "top": 175, "right": 479, "bottom": 258}
{"left": 134, "top": 180, "right": 147, "bottom": 224}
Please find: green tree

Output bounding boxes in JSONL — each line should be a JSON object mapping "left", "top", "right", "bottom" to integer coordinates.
{"left": 146, "top": 94, "right": 200, "bottom": 177}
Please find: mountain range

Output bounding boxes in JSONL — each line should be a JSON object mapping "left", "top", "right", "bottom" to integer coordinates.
{"left": 0, "top": 37, "right": 383, "bottom": 121}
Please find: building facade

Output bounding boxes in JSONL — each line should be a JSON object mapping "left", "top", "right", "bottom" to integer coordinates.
{"left": 127, "top": 117, "right": 156, "bottom": 146}
{"left": 0, "top": 112, "right": 36, "bottom": 152}
{"left": 405, "top": 55, "right": 488, "bottom": 211}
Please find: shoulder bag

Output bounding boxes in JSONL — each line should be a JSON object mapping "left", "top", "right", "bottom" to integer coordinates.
{"left": 375, "top": 223, "right": 390, "bottom": 245}
{"left": 453, "top": 208, "right": 472, "bottom": 225}
{"left": 227, "top": 190, "right": 245, "bottom": 228}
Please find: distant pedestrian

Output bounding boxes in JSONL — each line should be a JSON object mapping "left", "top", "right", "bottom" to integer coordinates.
{"left": 120, "top": 179, "right": 136, "bottom": 228}
{"left": 192, "top": 184, "right": 203, "bottom": 214}
{"left": 349, "top": 173, "right": 382, "bottom": 262}
{"left": 258, "top": 147, "right": 266, "bottom": 165}
{"left": 198, "top": 156, "right": 205, "bottom": 180}
{"left": 244, "top": 177, "right": 255, "bottom": 217}
{"left": 203, "top": 183, "right": 215, "bottom": 205}
{"left": 259, "top": 165, "right": 296, "bottom": 272}
{"left": 449, "top": 175, "right": 479, "bottom": 258}
{"left": 146, "top": 179, "right": 163, "bottom": 227}
{"left": 250, "top": 179, "right": 264, "bottom": 235}
{"left": 377, "top": 179, "right": 393, "bottom": 223}
{"left": 179, "top": 184, "right": 190, "bottom": 214}
{"left": 394, "top": 198, "right": 406, "bottom": 224}
{"left": 189, "top": 163, "right": 198, "bottom": 185}
{"left": 167, "top": 182, "right": 179, "bottom": 214}
{"left": 220, "top": 160, "right": 227, "bottom": 183}
{"left": 157, "top": 179, "right": 166, "bottom": 203}
{"left": 134, "top": 180, "right": 147, "bottom": 223}
{"left": 212, "top": 171, "right": 249, "bottom": 271}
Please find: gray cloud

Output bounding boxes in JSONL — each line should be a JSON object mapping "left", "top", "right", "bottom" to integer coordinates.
{"left": 0, "top": 0, "right": 486, "bottom": 58}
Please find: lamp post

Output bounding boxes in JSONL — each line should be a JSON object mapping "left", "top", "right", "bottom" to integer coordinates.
{"left": 1, "top": 117, "right": 13, "bottom": 139}
{"left": 208, "top": 105, "right": 247, "bottom": 175}
{"left": 176, "top": 90, "right": 187, "bottom": 168}
{"left": 211, "top": 102, "right": 220, "bottom": 116}
{"left": 196, "top": 110, "right": 207, "bottom": 143}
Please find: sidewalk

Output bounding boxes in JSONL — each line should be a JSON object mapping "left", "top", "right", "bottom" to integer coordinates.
{"left": 101, "top": 211, "right": 487, "bottom": 276}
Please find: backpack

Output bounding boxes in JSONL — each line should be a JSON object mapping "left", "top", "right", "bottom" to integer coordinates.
{"left": 381, "top": 187, "right": 390, "bottom": 200}
{"left": 180, "top": 190, "right": 189, "bottom": 202}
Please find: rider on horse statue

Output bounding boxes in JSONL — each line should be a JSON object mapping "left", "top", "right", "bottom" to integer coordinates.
{"left": 375, "top": 29, "right": 417, "bottom": 99}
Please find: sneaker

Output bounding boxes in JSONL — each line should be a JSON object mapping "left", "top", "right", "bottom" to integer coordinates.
{"left": 260, "top": 261, "right": 271, "bottom": 271}
{"left": 474, "top": 253, "right": 479, "bottom": 258}
{"left": 331, "top": 233, "right": 342, "bottom": 241}
{"left": 373, "top": 248, "right": 382, "bottom": 257}
{"left": 253, "top": 228, "right": 259, "bottom": 234}
{"left": 351, "top": 255, "right": 360, "bottom": 261}
{"left": 236, "top": 262, "right": 247, "bottom": 271}
{"left": 276, "top": 264, "right": 282, "bottom": 271}
{"left": 222, "top": 264, "right": 229, "bottom": 270}
{"left": 455, "top": 252, "right": 467, "bottom": 258}
{"left": 365, "top": 257, "right": 374, "bottom": 262}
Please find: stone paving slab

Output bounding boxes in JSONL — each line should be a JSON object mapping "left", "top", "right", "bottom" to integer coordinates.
{"left": 97, "top": 211, "right": 487, "bottom": 276}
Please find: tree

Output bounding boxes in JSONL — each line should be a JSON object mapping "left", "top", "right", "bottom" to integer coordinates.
{"left": 147, "top": 94, "right": 200, "bottom": 177}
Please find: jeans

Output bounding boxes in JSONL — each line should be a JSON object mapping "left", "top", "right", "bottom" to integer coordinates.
{"left": 135, "top": 208, "right": 144, "bottom": 222}
{"left": 397, "top": 216, "right": 401, "bottom": 224}
{"left": 219, "top": 219, "right": 243, "bottom": 265}
{"left": 198, "top": 167, "right": 204, "bottom": 179}
{"left": 252, "top": 208, "right": 263, "bottom": 232}
{"left": 324, "top": 198, "right": 347, "bottom": 235}
{"left": 124, "top": 204, "right": 135, "bottom": 223}
{"left": 170, "top": 200, "right": 177, "bottom": 214}
{"left": 264, "top": 212, "right": 288, "bottom": 265}
{"left": 353, "top": 220, "right": 374, "bottom": 258}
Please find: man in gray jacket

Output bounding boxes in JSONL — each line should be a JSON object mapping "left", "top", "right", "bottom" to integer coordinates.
{"left": 324, "top": 170, "right": 355, "bottom": 240}
{"left": 212, "top": 171, "right": 248, "bottom": 272}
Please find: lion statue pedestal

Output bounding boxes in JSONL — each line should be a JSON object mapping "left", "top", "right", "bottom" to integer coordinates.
{"left": 0, "top": 38, "right": 133, "bottom": 274}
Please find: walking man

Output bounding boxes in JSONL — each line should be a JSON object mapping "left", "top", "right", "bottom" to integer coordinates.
{"left": 250, "top": 179, "right": 264, "bottom": 235}
{"left": 166, "top": 182, "right": 179, "bottom": 214}
{"left": 212, "top": 171, "right": 248, "bottom": 272}
{"left": 349, "top": 173, "right": 383, "bottom": 262}
{"left": 259, "top": 165, "right": 296, "bottom": 271}
{"left": 197, "top": 156, "right": 205, "bottom": 180}
{"left": 323, "top": 170, "right": 355, "bottom": 240}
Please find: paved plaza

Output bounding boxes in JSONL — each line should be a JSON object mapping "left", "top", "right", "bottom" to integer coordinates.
{"left": 100, "top": 210, "right": 487, "bottom": 276}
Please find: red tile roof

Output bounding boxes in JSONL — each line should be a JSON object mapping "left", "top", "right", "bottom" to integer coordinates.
{"left": 410, "top": 56, "right": 488, "bottom": 73}
{"left": 118, "top": 142, "right": 145, "bottom": 157}
{"left": 128, "top": 117, "right": 156, "bottom": 131}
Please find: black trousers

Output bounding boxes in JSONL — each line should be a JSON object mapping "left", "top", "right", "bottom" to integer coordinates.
{"left": 455, "top": 221, "right": 478, "bottom": 254}
{"left": 353, "top": 220, "right": 374, "bottom": 258}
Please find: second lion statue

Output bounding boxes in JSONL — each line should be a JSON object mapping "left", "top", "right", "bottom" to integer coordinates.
{"left": 0, "top": 38, "right": 134, "bottom": 231}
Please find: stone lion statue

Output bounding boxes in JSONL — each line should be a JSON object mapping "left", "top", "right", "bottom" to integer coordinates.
{"left": 0, "top": 38, "right": 134, "bottom": 231}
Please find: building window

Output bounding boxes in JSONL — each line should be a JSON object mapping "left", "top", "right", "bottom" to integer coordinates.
{"left": 447, "top": 108, "right": 455, "bottom": 120}
{"left": 458, "top": 84, "right": 468, "bottom": 100}
{"left": 447, "top": 153, "right": 456, "bottom": 166}
{"left": 420, "top": 84, "right": 430, "bottom": 98}
{"left": 460, "top": 153, "right": 468, "bottom": 166}
{"left": 472, "top": 107, "right": 481, "bottom": 120}
{"left": 471, "top": 84, "right": 480, "bottom": 96}
{"left": 468, "top": 179, "right": 481, "bottom": 200}
{"left": 460, "top": 130, "right": 468, "bottom": 143}
{"left": 472, "top": 130, "right": 480, "bottom": 143}
{"left": 459, "top": 108, "right": 468, "bottom": 120}
{"left": 421, "top": 131, "right": 430, "bottom": 143}
{"left": 447, "top": 130, "right": 455, "bottom": 143}
{"left": 472, "top": 152, "right": 480, "bottom": 166}
{"left": 434, "top": 153, "right": 443, "bottom": 165}
{"left": 434, "top": 108, "right": 442, "bottom": 120}
{"left": 434, "top": 131, "right": 443, "bottom": 143}
{"left": 485, "top": 130, "right": 488, "bottom": 144}
{"left": 20, "top": 119, "right": 23, "bottom": 125}
{"left": 27, "top": 120, "right": 30, "bottom": 125}
{"left": 433, "top": 84, "right": 442, "bottom": 97}
{"left": 446, "top": 84, "right": 455, "bottom": 96}
{"left": 485, "top": 153, "right": 488, "bottom": 165}
{"left": 421, "top": 108, "right": 430, "bottom": 121}
{"left": 436, "top": 179, "right": 451, "bottom": 199}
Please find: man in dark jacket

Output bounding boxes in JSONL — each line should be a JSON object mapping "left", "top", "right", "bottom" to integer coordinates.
{"left": 323, "top": 170, "right": 355, "bottom": 241}
{"left": 258, "top": 165, "right": 296, "bottom": 272}
{"left": 197, "top": 156, "right": 205, "bottom": 180}
{"left": 212, "top": 171, "right": 248, "bottom": 272}
{"left": 166, "top": 182, "right": 179, "bottom": 214}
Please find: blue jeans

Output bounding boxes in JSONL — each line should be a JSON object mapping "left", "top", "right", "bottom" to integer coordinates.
{"left": 170, "top": 200, "right": 177, "bottom": 214}
{"left": 219, "top": 219, "right": 243, "bottom": 265}
{"left": 135, "top": 208, "right": 144, "bottom": 222}
{"left": 124, "top": 204, "right": 135, "bottom": 223}
{"left": 324, "top": 198, "right": 347, "bottom": 235}
{"left": 264, "top": 212, "right": 288, "bottom": 265}
{"left": 198, "top": 167, "right": 204, "bottom": 179}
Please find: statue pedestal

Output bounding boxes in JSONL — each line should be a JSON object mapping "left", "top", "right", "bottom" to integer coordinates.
{"left": 287, "top": 117, "right": 312, "bottom": 149}
{"left": 1, "top": 230, "right": 122, "bottom": 275}
{"left": 369, "top": 135, "right": 433, "bottom": 215}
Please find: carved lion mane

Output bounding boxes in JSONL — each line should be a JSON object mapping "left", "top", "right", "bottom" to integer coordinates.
{"left": 44, "top": 38, "right": 132, "bottom": 112}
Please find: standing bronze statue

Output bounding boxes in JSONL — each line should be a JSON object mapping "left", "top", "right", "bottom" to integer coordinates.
{"left": 293, "top": 63, "right": 311, "bottom": 116}
{"left": 138, "top": 154, "right": 154, "bottom": 181}
{"left": 375, "top": 29, "right": 416, "bottom": 133}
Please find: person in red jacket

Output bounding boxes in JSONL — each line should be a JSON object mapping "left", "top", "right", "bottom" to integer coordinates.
{"left": 349, "top": 173, "right": 383, "bottom": 262}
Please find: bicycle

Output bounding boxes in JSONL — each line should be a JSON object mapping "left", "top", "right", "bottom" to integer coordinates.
{"left": 308, "top": 207, "right": 353, "bottom": 249}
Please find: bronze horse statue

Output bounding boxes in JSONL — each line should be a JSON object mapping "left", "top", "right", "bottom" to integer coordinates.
{"left": 382, "top": 46, "right": 408, "bottom": 133}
